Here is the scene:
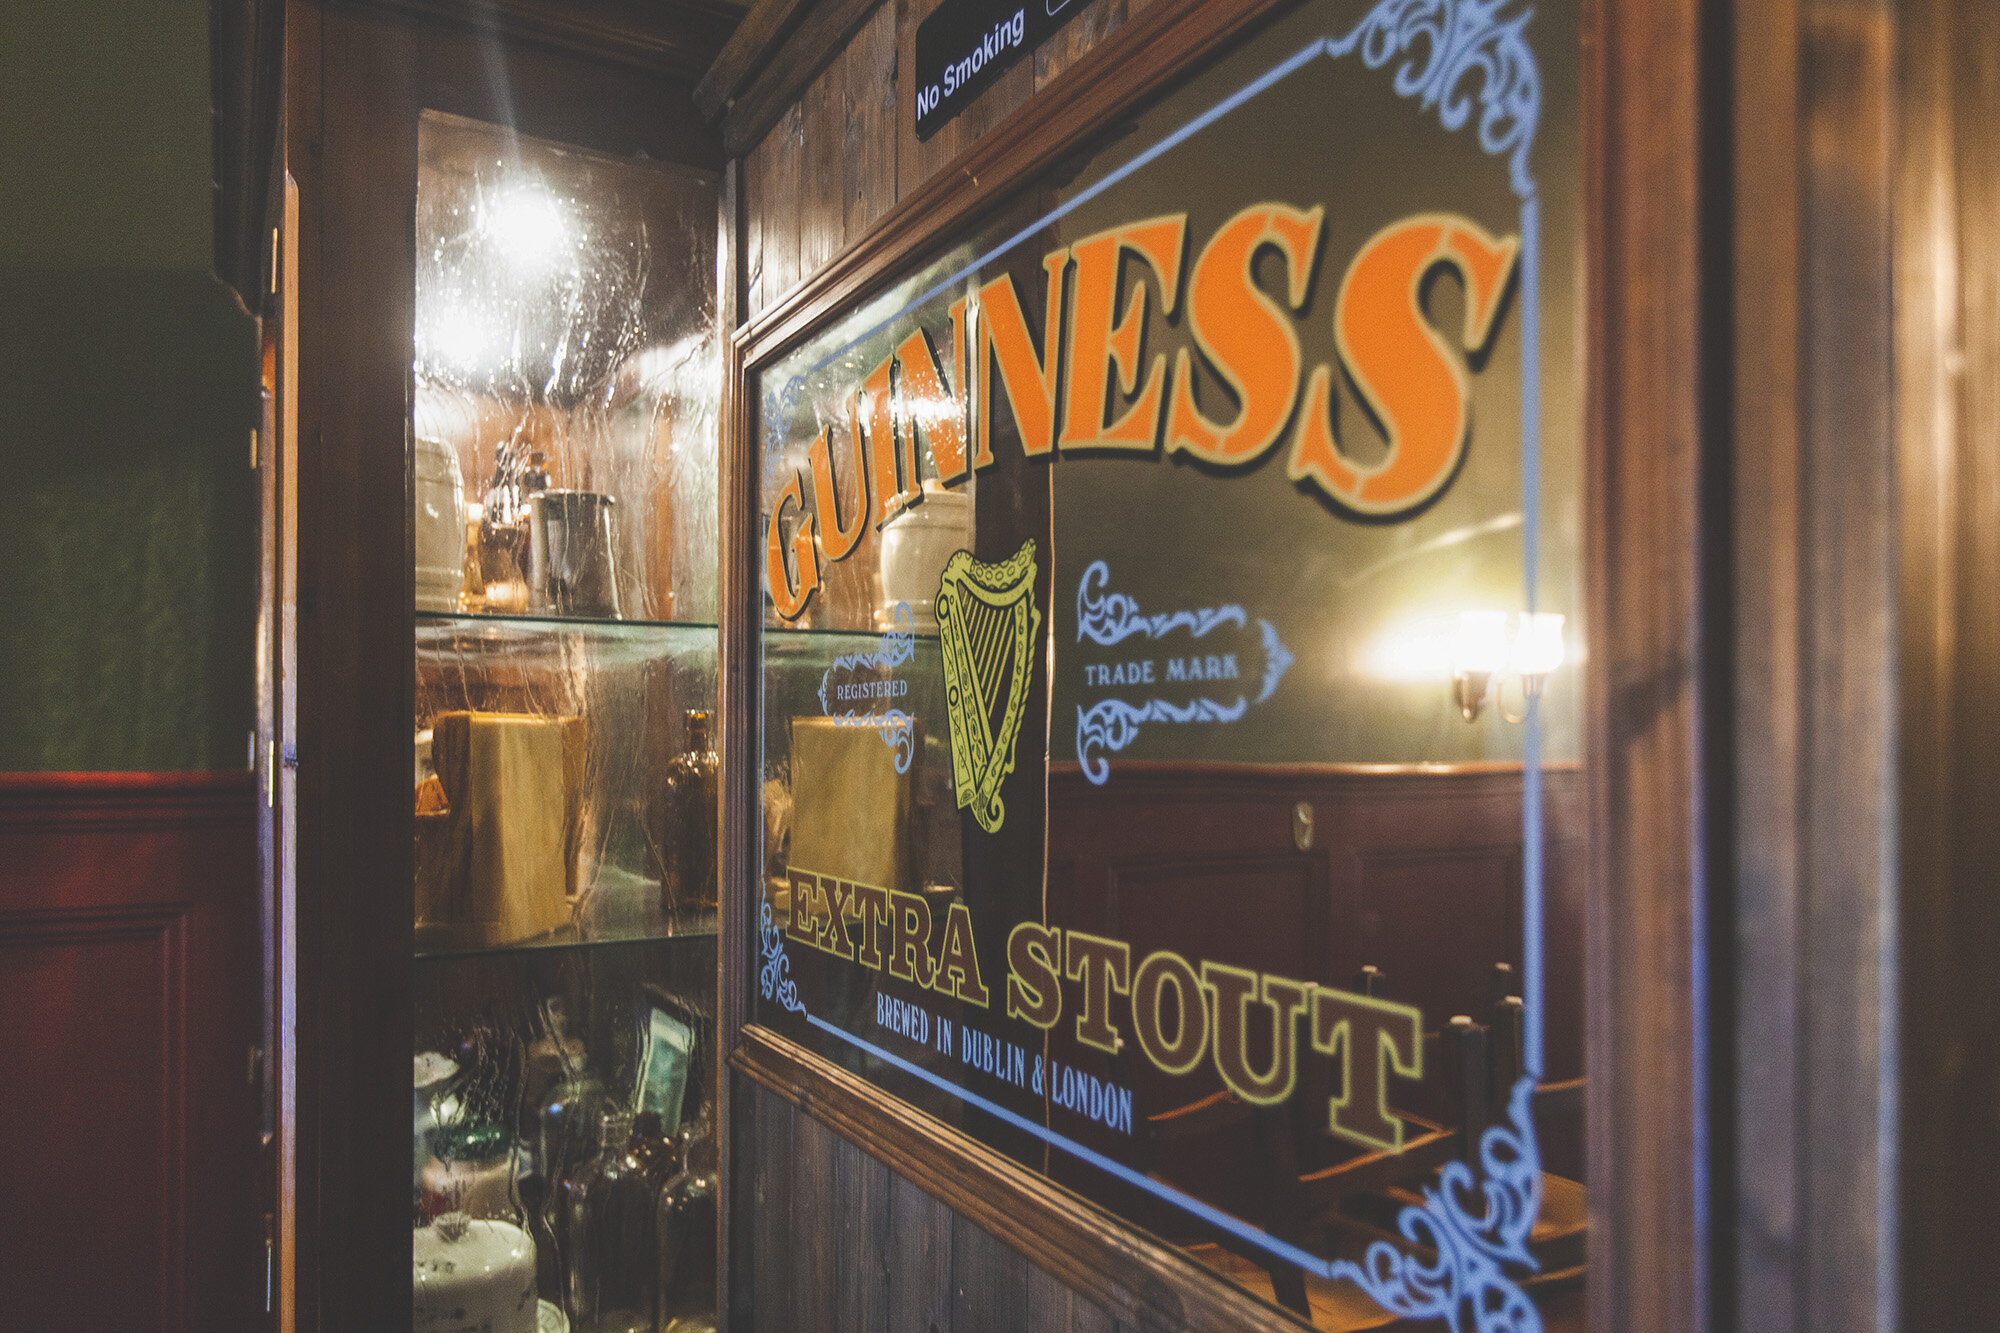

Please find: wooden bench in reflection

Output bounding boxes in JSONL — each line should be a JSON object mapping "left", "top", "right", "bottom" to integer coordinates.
{"left": 1042, "top": 761, "right": 1586, "bottom": 1325}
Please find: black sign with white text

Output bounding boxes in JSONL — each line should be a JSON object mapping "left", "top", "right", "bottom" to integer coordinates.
{"left": 913, "top": 0, "right": 1086, "bottom": 139}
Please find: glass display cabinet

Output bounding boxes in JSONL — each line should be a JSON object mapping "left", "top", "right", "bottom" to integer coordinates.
{"left": 409, "top": 113, "right": 722, "bottom": 1333}
{"left": 276, "top": 4, "right": 732, "bottom": 1327}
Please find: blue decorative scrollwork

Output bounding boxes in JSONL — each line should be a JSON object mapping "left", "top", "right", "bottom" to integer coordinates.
{"left": 1330, "top": 1076, "right": 1543, "bottom": 1332}
{"left": 1076, "top": 560, "right": 1247, "bottom": 646}
{"left": 1072, "top": 563, "right": 1291, "bottom": 784}
{"left": 1328, "top": 0, "right": 1542, "bottom": 200}
{"left": 1076, "top": 695, "right": 1250, "bottom": 785}
{"left": 817, "top": 603, "right": 918, "bottom": 772}
{"left": 758, "top": 900, "right": 805, "bottom": 1015}
{"left": 1256, "top": 619, "right": 1295, "bottom": 704}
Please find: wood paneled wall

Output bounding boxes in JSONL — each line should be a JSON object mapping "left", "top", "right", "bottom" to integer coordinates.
{"left": 0, "top": 773, "right": 262, "bottom": 1330}
{"left": 1896, "top": 0, "right": 2000, "bottom": 1323}
{"left": 738, "top": 0, "right": 1142, "bottom": 323}
{"left": 742, "top": 1078, "right": 1134, "bottom": 1333}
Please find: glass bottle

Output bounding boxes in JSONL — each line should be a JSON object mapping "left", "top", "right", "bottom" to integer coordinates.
{"left": 655, "top": 1119, "right": 718, "bottom": 1332}
{"left": 660, "top": 710, "right": 719, "bottom": 920}
{"left": 563, "top": 1110, "right": 680, "bottom": 1333}
{"left": 532, "top": 1062, "right": 605, "bottom": 1302}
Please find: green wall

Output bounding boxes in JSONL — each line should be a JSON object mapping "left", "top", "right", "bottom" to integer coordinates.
{"left": 0, "top": 1, "right": 258, "bottom": 770}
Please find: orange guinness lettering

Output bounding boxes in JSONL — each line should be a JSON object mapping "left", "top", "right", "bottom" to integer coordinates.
{"left": 1288, "top": 214, "right": 1519, "bottom": 514}
{"left": 763, "top": 205, "right": 1519, "bottom": 620}
{"left": 1059, "top": 215, "right": 1186, "bottom": 452}
{"left": 1167, "top": 203, "right": 1323, "bottom": 465}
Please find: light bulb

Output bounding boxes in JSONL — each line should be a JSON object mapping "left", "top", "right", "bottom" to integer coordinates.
{"left": 1512, "top": 612, "right": 1566, "bottom": 677}
{"left": 1452, "top": 610, "right": 1511, "bottom": 676}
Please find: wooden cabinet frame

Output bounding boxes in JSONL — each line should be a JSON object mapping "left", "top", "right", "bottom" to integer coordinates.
{"left": 277, "top": 3, "right": 726, "bottom": 1326}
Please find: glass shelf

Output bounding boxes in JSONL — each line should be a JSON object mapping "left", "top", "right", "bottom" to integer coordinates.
{"left": 417, "top": 917, "right": 717, "bottom": 962}
{"left": 762, "top": 622, "right": 941, "bottom": 643}
{"left": 418, "top": 609, "right": 719, "bottom": 632}
{"left": 417, "top": 612, "right": 717, "bottom": 670}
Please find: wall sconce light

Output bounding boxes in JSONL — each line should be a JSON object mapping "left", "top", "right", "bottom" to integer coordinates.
{"left": 1452, "top": 610, "right": 1566, "bottom": 722}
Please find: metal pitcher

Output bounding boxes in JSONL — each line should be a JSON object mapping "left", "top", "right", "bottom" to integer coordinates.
{"left": 527, "top": 490, "right": 621, "bottom": 618}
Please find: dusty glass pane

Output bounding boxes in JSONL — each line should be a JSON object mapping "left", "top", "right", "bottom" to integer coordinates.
{"left": 412, "top": 112, "right": 720, "bottom": 1333}
{"left": 415, "top": 111, "right": 720, "bottom": 625}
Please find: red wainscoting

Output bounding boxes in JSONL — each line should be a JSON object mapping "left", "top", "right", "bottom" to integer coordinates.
{"left": 0, "top": 772, "right": 261, "bottom": 1332}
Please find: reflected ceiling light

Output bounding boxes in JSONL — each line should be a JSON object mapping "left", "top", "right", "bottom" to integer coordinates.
{"left": 421, "top": 303, "right": 496, "bottom": 373}
{"left": 482, "top": 186, "right": 570, "bottom": 271}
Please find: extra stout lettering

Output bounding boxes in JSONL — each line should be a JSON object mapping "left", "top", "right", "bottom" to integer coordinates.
{"left": 789, "top": 871, "right": 1427, "bottom": 1155}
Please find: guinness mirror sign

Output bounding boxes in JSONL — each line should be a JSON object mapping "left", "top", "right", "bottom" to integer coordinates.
{"left": 753, "top": 0, "right": 1587, "bottom": 1324}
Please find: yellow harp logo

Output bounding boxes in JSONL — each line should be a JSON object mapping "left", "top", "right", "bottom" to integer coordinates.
{"left": 937, "top": 539, "right": 1041, "bottom": 834}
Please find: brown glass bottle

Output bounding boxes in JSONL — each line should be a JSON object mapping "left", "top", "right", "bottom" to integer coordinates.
{"left": 660, "top": 710, "right": 719, "bottom": 918}
{"left": 561, "top": 1110, "right": 680, "bottom": 1333}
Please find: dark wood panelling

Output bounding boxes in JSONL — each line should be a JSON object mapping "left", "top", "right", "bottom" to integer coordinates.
{"left": 735, "top": 0, "right": 1281, "bottom": 351}
{"left": 0, "top": 773, "right": 260, "bottom": 1331}
{"left": 1729, "top": 0, "right": 1805, "bottom": 1324}
{"left": 364, "top": 0, "right": 742, "bottom": 79}
{"left": 1795, "top": 5, "right": 1896, "bottom": 1329}
{"left": 733, "top": 0, "right": 1150, "bottom": 321}
{"left": 887, "top": 1165, "right": 957, "bottom": 1332}
{"left": 737, "top": 1072, "right": 1147, "bottom": 1332}
{"left": 950, "top": 1198, "right": 1031, "bottom": 1333}
{"left": 1897, "top": 0, "right": 2000, "bottom": 1325}
{"left": 735, "top": 1030, "right": 1308, "bottom": 1331}
{"left": 1730, "top": 0, "right": 1903, "bottom": 1327}
{"left": 750, "top": 1086, "right": 795, "bottom": 1333}
{"left": 800, "top": 45, "right": 850, "bottom": 278}
{"left": 722, "top": 0, "right": 889, "bottom": 157}
{"left": 842, "top": 3, "right": 900, "bottom": 241}
{"left": 699, "top": 0, "right": 817, "bottom": 121}
{"left": 1035, "top": 0, "right": 1140, "bottom": 90}
{"left": 834, "top": 1128, "right": 892, "bottom": 1326}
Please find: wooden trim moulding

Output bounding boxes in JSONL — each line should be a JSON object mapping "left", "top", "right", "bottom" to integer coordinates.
{"left": 733, "top": 1024, "right": 1311, "bottom": 1332}
{"left": 696, "top": 0, "right": 815, "bottom": 121}
{"left": 0, "top": 771, "right": 257, "bottom": 829}
{"left": 349, "top": 0, "right": 743, "bottom": 79}
{"left": 702, "top": 0, "right": 883, "bottom": 151}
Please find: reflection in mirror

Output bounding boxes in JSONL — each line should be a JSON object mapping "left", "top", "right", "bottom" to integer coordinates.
{"left": 750, "top": 0, "right": 1586, "bottom": 1325}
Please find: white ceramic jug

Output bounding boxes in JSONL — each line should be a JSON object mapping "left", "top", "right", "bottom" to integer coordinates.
{"left": 413, "top": 435, "right": 467, "bottom": 613}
